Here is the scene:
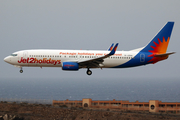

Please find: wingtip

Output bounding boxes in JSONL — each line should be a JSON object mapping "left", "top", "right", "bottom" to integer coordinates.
{"left": 108, "top": 43, "right": 114, "bottom": 51}
{"left": 109, "top": 43, "right": 119, "bottom": 55}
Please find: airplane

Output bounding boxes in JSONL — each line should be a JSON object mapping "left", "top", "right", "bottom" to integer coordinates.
{"left": 4, "top": 22, "right": 175, "bottom": 75}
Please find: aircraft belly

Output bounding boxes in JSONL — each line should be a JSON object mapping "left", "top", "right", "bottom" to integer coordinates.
{"left": 28, "top": 63, "right": 62, "bottom": 67}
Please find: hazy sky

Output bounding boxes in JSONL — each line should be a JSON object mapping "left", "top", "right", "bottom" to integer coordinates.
{"left": 1, "top": 0, "right": 180, "bottom": 80}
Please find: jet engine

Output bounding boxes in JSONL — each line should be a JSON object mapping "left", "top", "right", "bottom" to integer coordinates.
{"left": 62, "top": 62, "right": 79, "bottom": 71}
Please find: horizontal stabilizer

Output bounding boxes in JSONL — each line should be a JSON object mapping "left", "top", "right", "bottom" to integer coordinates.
{"left": 154, "top": 52, "right": 175, "bottom": 57}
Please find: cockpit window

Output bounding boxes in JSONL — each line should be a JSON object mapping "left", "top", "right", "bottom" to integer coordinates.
{"left": 11, "top": 54, "right": 17, "bottom": 56}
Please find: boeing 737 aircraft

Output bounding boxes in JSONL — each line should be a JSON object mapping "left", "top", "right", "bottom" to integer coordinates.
{"left": 4, "top": 22, "right": 175, "bottom": 75}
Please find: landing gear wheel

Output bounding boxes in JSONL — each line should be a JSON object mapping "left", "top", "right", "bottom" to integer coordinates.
{"left": 20, "top": 70, "right": 23, "bottom": 73}
{"left": 87, "top": 70, "right": 92, "bottom": 75}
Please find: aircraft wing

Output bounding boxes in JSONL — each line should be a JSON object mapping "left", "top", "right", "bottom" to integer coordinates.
{"left": 78, "top": 43, "right": 118, "bottom": 68}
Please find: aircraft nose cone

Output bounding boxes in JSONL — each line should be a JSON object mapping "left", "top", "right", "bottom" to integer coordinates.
{"left": 4, "top": 57, "right": 8, "bottom": 62}
{"left": 4, "top": 56, "right": 11, "bottom": 63}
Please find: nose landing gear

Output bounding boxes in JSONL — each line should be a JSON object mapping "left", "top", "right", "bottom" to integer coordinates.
{"left": 20, "top": 67, "right": 23, "bottom": 73}
{"left": 86, "top": 68, "right": 92, "bottom": 75}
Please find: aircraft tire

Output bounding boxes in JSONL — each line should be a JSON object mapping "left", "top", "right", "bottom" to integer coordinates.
{"left": 87, "top": 70, "right": 92, "bottom": 75}
{"left": 20, "top": 70, "right": 23, "bottom": 73}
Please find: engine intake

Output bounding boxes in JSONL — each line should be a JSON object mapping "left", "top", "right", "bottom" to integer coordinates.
{"left": 62, "top": 62, "right": 79, "bottom": 71}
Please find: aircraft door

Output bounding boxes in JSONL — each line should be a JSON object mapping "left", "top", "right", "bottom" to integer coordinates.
{"left": 18, "top": 51, "right": 23, "bottom": 60}
{"left": 78, "top": 55, "right": 81, "bottom": 60}
{"left": 23, "top": 51, "right": 29, "bottom": 66}
{"left": 140, "top": 53, "right": 145, "bottom": 62}
{"left": 23, "top": 51, "right": 28, "bottom": 59}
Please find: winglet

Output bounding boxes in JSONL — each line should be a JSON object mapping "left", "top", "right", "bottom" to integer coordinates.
{"left": 109, "top": 43, "right": 118, "bottom": 55}
{"left": 108, "top": 43, "right": 114, "bottom": 51}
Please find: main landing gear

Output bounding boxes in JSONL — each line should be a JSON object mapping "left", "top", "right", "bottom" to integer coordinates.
{"left": 86, "top": 68, "right": 92, "bottom": 75}
{"left": 20, "top": 67, "right": 23, "bottom": 73}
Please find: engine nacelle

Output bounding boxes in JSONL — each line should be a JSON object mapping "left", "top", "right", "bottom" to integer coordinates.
{"left": 62, "top": 62, "right": 79, "bottom": 71}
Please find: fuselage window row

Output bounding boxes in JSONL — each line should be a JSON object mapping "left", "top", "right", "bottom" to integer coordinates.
{"left": 29, "top": 55, "right": 133, "bottom": 60}
{"left": 29, "top": 55, "right": 62, "bottom": 58}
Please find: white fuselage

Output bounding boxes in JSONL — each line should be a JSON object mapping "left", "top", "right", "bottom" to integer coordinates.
{"left": 4, "top": 49, "right": 138, "bottom": 68}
